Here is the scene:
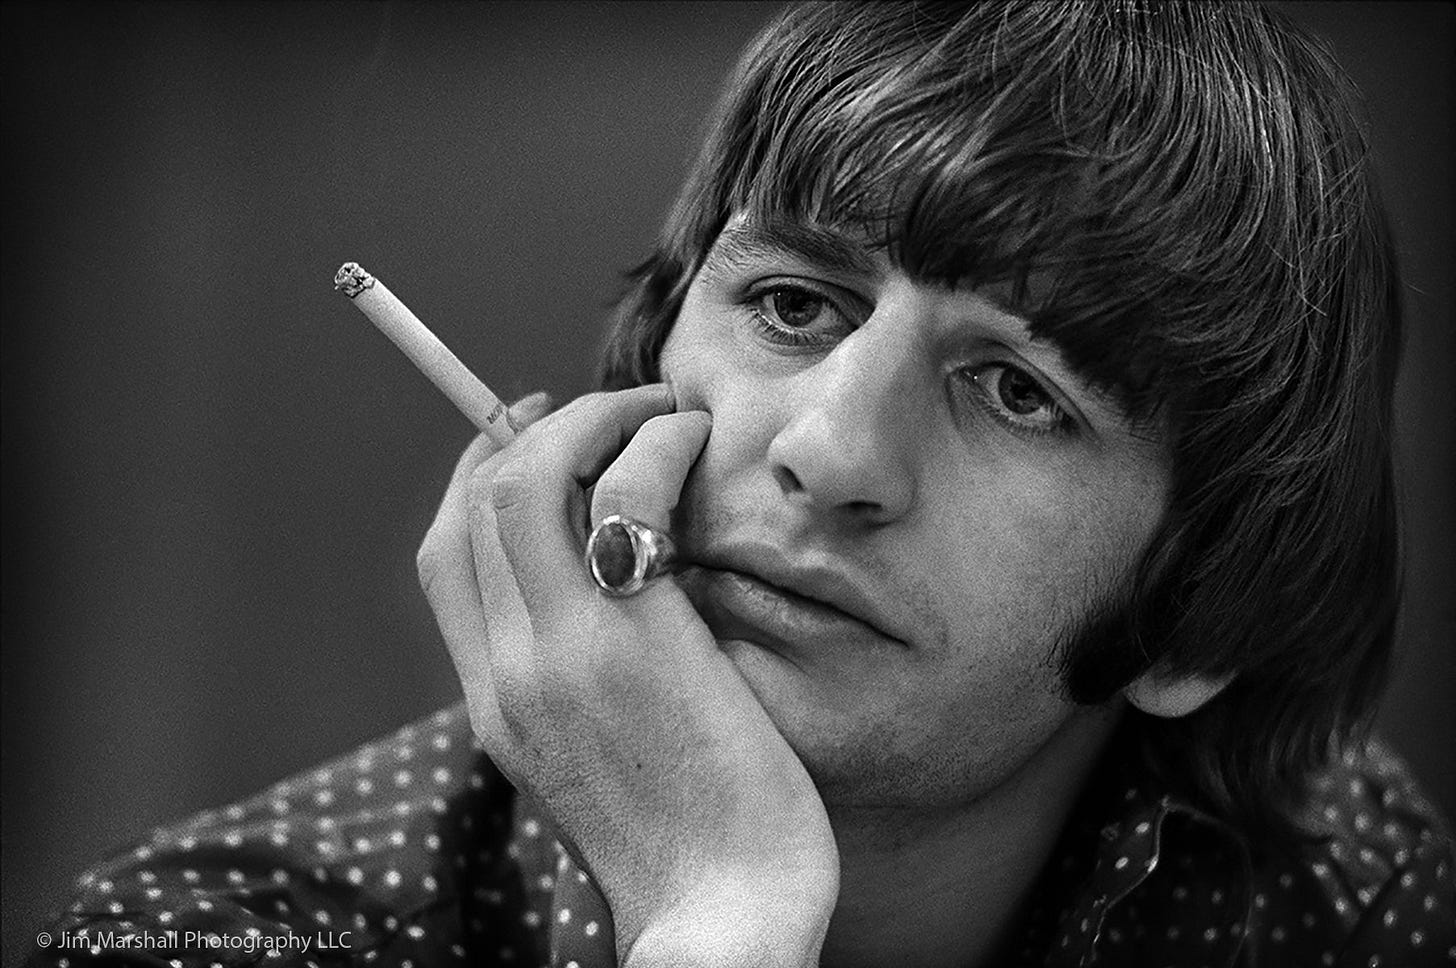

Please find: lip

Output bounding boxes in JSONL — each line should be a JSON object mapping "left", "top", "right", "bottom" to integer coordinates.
{"left": 677, "top": 542, "right": 907, "bottom": 651}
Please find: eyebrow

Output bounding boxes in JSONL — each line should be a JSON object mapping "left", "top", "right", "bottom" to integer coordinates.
{"left": 707, "top": 219, "right": 881, "bottom": 279}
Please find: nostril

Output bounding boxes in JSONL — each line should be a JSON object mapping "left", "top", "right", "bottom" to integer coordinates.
{"left": 772, "top": 464, "right": 804, "bottom": 495}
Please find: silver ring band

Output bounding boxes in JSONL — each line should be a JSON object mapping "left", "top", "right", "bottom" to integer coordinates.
{"left": 586, "top": 514, "right": 677, "bottom": 597}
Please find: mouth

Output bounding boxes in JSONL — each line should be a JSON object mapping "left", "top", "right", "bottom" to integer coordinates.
{"left": 675, "top": 544, "right": 906, "bottom": 654}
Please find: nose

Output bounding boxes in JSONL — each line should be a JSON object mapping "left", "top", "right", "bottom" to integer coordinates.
{"left": 766, "top": 318, "right": 919, "bottom": 525}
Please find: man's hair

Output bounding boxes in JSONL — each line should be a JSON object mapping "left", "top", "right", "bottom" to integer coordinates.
{"left": 598, "top": 1, "right": 1404, "bottom": 840}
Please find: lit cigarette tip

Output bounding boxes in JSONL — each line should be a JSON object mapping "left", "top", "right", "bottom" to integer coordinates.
{"left": 334, "top": 261, "right": 375, "bottom": 299}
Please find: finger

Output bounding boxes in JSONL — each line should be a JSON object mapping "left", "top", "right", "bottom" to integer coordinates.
{"left": 421, "top": 391, "right": 556, "bottom": 596}
{"left": 590, "top": 411, "right": 712, "bottom": 533}
{"left": 488, "top": 384, "right": 675, "bottom": 627}
{"left": 418, "top": 391, "right": 552, "bottom": 743}
{"left": 507, "top": 390, "right": 555, "bottom": 433}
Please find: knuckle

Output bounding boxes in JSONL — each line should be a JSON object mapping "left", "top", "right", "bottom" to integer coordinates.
{"left": 415, "top": 541, "right": 441, "bottom": 596}
{"left": 590, "top": 476, "right": 636, "bottom": 518}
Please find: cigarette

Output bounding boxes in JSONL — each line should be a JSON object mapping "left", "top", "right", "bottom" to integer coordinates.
{"left": 333, "top": 262, "right": 515, "bottom": 446}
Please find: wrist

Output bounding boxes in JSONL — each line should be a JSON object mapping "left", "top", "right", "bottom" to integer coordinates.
{"left": 619, "top": 877, "right": 834, "bottom": 968}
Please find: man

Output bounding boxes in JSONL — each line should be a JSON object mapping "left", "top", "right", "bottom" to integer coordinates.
{"left": 29, "top": 3, "right": 1454, "bottom": 967}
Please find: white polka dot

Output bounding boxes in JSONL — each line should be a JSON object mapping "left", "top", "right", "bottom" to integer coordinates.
{"left": 146, "top": 887, "right": 162, "bottom": 901}
{"left": 384, "top": 870, "right": 402, "bottom": 888}
{"left": 423, "top": 874, "right": 439, "bottom": 892}
{"left": 395, "top": 770, "right": 413, "bottom": 787}
{"left": 315, "top": 909, "right": 331, "bottom": 925}
{"left": 225, "top": 805, "right": 245, "bottom": 821}
{"left": 197, "top": 899, "right": 214, "bottom": 912}
{"left": 346, "top": 867, "right": 364, "bottom": 885}
{"left": 227, "top": 869, "right": 245, "bottom": 885}
{"left": 1383, "top": 909, "right": 1397, "bottom": 927}
{"left": 425, "top": 833, "right": 441, "bottom": 852}
{"left": 354, "top": 837, "right": 372, "bottom": 853}
{"left": 1114, "top": 856, "right": 1129, "bottom": 870}
{"left": 406, "top": 925, "right": 426, "bottom": 940}
{"left": 433, "top": 733, "right": 451, "bottom": 750}
{"left": 1272, "top": 926, "right": 1287, "bottom": 942}
{"left": 356, "top": 778, "right": 375, "bottom": 795}
{"left": 1410, "top": 930, "right": 1424, "bottom": 946}
{"left": 558, "top": 908, "right": 572, "bottom": 924}
{"left": 134, "top": 845, "right": 153, "bottom": 861}
{"left": 158, "top": 911, "right": 174, "bottom": 924}
{"left": 314, "top": 790, "right": 335, "bottom": 807}
{"left": 523, "top": 911, "right": 541, "bottom": 928}
{"left": 433, "top": 767, "right": 451, "bottom": 784}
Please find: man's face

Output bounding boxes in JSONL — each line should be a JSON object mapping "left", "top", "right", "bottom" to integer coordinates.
{"left": 661, "top": 217, "right": 1171, "bottom": 810}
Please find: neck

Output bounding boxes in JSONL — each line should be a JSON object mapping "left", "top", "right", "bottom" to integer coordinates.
{"left": 818, "top": 705, "right": 1121, "bottom": 968}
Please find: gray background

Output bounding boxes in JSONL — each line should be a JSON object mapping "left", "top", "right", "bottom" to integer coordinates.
{"left": 3, "top": 3, "right": 1451, "bottom": 961}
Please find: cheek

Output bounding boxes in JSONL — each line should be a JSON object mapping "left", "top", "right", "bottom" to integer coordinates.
{"left": 921, "top": 462, "right": 1163, "bottom": 662}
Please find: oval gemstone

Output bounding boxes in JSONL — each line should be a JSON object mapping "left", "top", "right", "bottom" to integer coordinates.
{"left": 594, "top": 522, "right": 636, "bottom": 587}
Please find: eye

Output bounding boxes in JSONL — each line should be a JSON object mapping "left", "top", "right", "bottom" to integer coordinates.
{"left": 965, "top": 363, "right": 1071, "bottom": 436}
{"left": 746, "top": 282, "right": 857, "bottom": 348}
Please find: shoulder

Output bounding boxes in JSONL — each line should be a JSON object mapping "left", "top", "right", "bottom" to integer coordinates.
{"left": 1242, "top": 738, "right": 1455, "bottom": 966}
{"left": 25, "top": 705, "right": 543, "bottom": 967}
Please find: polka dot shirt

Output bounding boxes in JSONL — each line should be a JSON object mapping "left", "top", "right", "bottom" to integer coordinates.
{"left": 27, "top": 704, "right": 1456, "bottom": 967}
